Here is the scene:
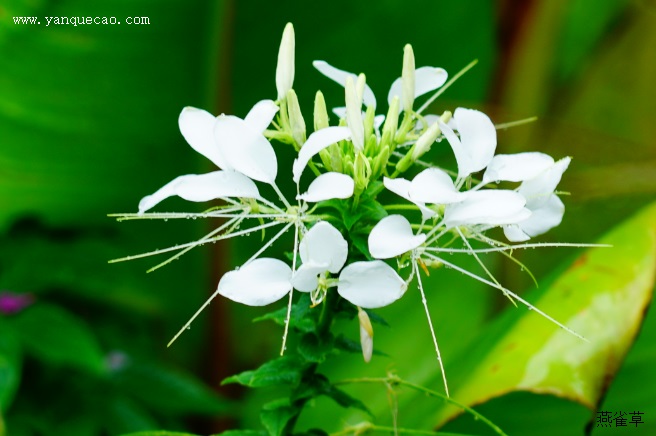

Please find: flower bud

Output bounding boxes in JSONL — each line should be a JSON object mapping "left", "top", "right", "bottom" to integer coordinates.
{"left": 345, "top": 76, "right": 364, "bottom": 151}
{"left": 313, "top": 90, "right": 329, "bottom": 131}
{"left": 401, "top": 44, "right": 415, "bottom": 113}
{"left": 358, "top": 307, "right": 373, "bottom": 363}
{"left": 411, "top": 122, "right": 440, "bottom": 161}
{"left": 353, "top": 152, "right": 371, "bottom": 195}
{"left": 276, "top": 23, "right": 295, "bottom": 100}
{"left": 286, "top": 89, "right": 306, "bottom": 146}
{"left": 381, "top": 96, "right": 400, "bottom": 152}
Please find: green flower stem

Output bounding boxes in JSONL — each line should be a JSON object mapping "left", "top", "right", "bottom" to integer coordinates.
{"left": 333, "top": 376, "right": 508, "bottom": 436}
{"left": 331, "top": 422, "right": 463, "bottom": 435}
{"left": 384, "top": 204, "right": 423, "bottom": 211}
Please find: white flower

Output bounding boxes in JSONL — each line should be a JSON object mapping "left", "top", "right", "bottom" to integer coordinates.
{"left": 337, "top": 261, "right": 406, "bottom": 309}
{"left": 138, "top": 100, "right": 279, "bottom": 213}
{"left": 292, "top": 221, "right": 348, "bottom": 293}
{"left": 218, "top": 258, "right": 293, "bottom": 306}
{"left": 439, "top": 108, "right": 497, "bottom": 181}
{"left": 312, "top": 60, "right": 377, "bottom": 108}
{"left": 443, "top": 190, "right": 531, "bottom": 228}
{"left": 504, "top": 157, "right": 570, "bottom": 242}
{"left": 369, "top": 215, "right": 425, "bottom": 259}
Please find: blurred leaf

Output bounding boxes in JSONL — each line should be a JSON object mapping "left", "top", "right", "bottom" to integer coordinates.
{"left": 260, "top": 398, "right": 299, "bottom": 436}
{"left": 0, "top": 322, "right": 21, "bottom": 412}
{"left": 11, "top": 303, "right": 105, "bottom": 374}
{"left": 555, "top": 0, "right": 629, "bottom": 82}
{"left": 437, "top": 201, "right": 656, "bottom": 433}
{"left": 121, "top": 432, "right": 201, "bottom": 436}
{"left": 114, "top": 361, "right": 229, "bottom": 416}
{"left": 105, "top": 396, "right": 160, "bottom": 435}
{"left": 223, "top": 356, "right": 306, "bottom": 388}
{"left": 0, "top": 0, "right": 221, "bottom": 229}
{"left": 215, "top": 431, "right": 266, "bottom": 436}
{"left": 298, "top": 333, "right": 334, "bottom": 364}
{"left": 293, "top": 374, "right": 371, "bottom": 417}
{"left": 254, "top": 294, "right": 316, "bottom": 333}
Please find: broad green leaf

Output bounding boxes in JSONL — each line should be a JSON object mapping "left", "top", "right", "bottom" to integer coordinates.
{"left": 297, "top": 333, "right": 334, "bottom": 363}
{"left": 121, "top": 432, "right": 201, "bottom": 436}
{"left": 214, "top": 431, "right": 267, "bottom": 436}
{"left": 113, "top": 361, "right": 229, "bottom": 416}
{"left": 222, "top": 356, "right": 306, "bottom": 388}
{"left": 0, "top": 322, "right": 21, "bottom": 412}
{"left": 260, "top": 398, "right": 299, "bottom": 436}
{"left": 435, "top": 201, "right": 656, "bottom": 432}
{"left": 11, "top": 303, "right": 105, "bottom": 374}
{"left": 105, "top": 396, "right": 159, "bottom": 435}
{"left": 254, "top": 294, "right": 316, "bottom": 333}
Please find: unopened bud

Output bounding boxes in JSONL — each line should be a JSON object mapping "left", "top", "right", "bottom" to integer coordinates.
{"left": 353, "top": 152, "right": 372, "bottom": 195}
{"left": 345, "top": 77, "right": 364, "bottom": 150}
{"left": 363, "top": 105, "right": 376, "bottom": 140}
{"left": 381, "top": 96, "right": 400, "bottom": 149}
{"left": 358, "top": 307, "right": 373, "bottom": 363}
{"left": 313, "top": 91, "right": 329, "bottom": 131}
{"left": 276, "top": 23, "right": 295, "bottom": 100}
{"left": 286, "top": 89, "right": 306, "bottom": 146}
{"left": 401, "top": 44, "right": 415, "bottom": 113}
{"left": 411, "top": 122, "right": 440, "bottom": 160}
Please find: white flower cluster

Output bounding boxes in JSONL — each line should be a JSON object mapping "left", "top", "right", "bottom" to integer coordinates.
{"left": 118, "top": 23, "right": 585, "bottom": 394}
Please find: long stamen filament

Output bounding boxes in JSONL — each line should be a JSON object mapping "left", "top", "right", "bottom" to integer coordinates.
{"left": 423, "top": 252, "right": 587, "bottom": 341}
{"left": 109, "top": 220, "right": 284, "bottom": 263}
{"left": 281, "top": 222, "right": 300, "bottom": 355}
{"left": 413, "top": 257, "right": 449, "bottom": 396}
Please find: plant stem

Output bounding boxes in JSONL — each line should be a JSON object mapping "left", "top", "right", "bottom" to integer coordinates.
{"left": 334, "top": 376, "right": 508, "bottom": 436}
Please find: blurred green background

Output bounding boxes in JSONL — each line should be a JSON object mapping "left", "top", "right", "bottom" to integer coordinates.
{"left": 0, "top": 0, "right": 655, "bottom": 435}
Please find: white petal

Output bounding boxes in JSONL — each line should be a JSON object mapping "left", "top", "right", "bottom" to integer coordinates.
{"left": 503, "top": 224, "right": 531, "bottom": 242}
{"left": 337, "top": 261, "right": 406, "bottom": 309}
{"left": 299, "top": 221, "right": 348, "bottom": 273}
{"left": 519, "top": 194, "right": 565, "bottom": 237}
{"left": 297, "top": 172, "right": 354, "bottom": 202}
{"left": 218, "top": 258, "right": 292, "bottom": 306}
{"left": 383, "top": 177, "right": 435, "bottom": 219}
{"left": 138, "top": 170, "right": 259, "bottom": 214}
{"left": 244, "top": 100, "right": 279, "bottom": 133}
{"left": 519, "top": 157, "right": 571, "bottom": 209}
{"left": 483, "top": 152, "right": 555, "bottom": 183}
{"left": 291, "top": 262, "right": 328, "bottom": 292}
{"left": 439, "top": 120, "right": 472, "bottom": 179}
{"left": 446, "top": 108, "right": 497, "bottom": 178}
{"left": 178, "top": 107, "right": 230, "bottom": 170}
{"left": 332, "top": 107, "right": 347, "bottom": 119}
{"left": 368, "top": 215, "right": 426, "bottom": 259}
{"left": 409, "top": 168, "right": 465, "bottom": 204}
{"left": 214, "top": 115, "right": 278, "bottom": 184}
{"left": 292, "top": 127, "right": 351, "bottom": 183}
{"left": 312, "top": 60, "right": 376, "bottom": 108}
{"left": 345, "top": 77, "right": 364, "bottom": 150}
{"left": 387, "top": 67, "right": 448, "bottom": 111}
{"left": 444, "top": 190, "right": 529, "bottom": 227}
{"left": 414, "top": 67, "right": 448, "bottom": 99}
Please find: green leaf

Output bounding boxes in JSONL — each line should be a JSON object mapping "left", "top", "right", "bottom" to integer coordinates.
{"left": 298, "top": 333, "right": 334, "bottom": 363}
{"left": 104, "top": 396, "right": 159, "bottom": 435}
{"left": 11, "top": 303, "right": 104, "bottom": 374}
{"left": 436, "top": 201, "right": 656, "bottom": 433}
{"left": 222, "top": 356, "right": 306, "bottom": 388}
{"left": 120, "top": 432, "right": 201, "bottom": 436}
{"left": 254, "top": 294, "right": 316, "bottom": 333}
{"left": 214, "top": 431, "right": 267, "bottom": 436}
{"left": 293, "top": 374, "right": 371, "bottom": 417}
{"left": 260, "top": 398, "right": 300, "bottom": 436}
{"left": 0, "top": 321, "right": 21, "bottom": 412}
{"left": 114, "top": 361, "right": 229, "bottom": 416}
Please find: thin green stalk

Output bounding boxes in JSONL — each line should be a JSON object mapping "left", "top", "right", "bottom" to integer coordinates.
{"left": 334, "top": 376, "right": 508, "bottom": 436}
